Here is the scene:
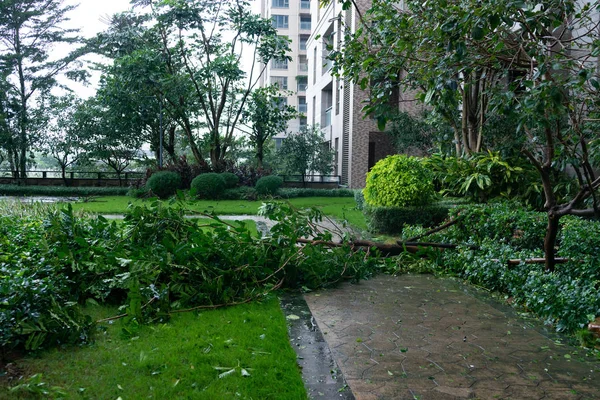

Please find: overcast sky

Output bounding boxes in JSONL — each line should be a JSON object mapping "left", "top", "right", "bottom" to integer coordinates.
{"left": 60, "top": 0, "right": 260, "bottom": 98}
{"left": 59, "top": 0, "right": 133, "bottom": 97}
{"left": 65, "top": 0, "right": 132, "bottom": 38}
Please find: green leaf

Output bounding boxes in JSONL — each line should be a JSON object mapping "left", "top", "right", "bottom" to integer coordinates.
{"left": 488, "top": 15, "right": 501, "bottom": 30}
{"left": 377, "top": 116, "right": 388, "bottom": 131}
{"left": 471, "top": 25, "right": 485, "bottom": 40}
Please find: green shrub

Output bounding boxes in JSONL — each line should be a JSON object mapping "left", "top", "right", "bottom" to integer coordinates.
{"left": 365, "top": 204, "right": 449, "bottom": 235}
{"left": 0, "top": 185, "right": 129, "bottom": 197}
{"left": 364, "top": 155, "right": 434, "bottom": 207}
{"left": 425, "top": 202, "right": 600, "bottom": 333}
{"left": 191, "top": 173, "right": 227, "bottom": 199}
{"left": 220, "top": 172, "right": 240, "bottom": 189}
{"left": 354, "top": 190, "right": 366, "bottom": 210}
{"left": 146, "top": 171, "right": 182, "bottom": 199}
{"left": 255, "top": 175, "right": 283, "bottom": 196}
{"left": 127, "top": 187, "right": 150, "bottom": 198}
{"left": 422, "top": 151, "right": 574, "bottom": 208}
{"left": 221, "top": 186, "right": 258, "bottom": 201}
{"left": 446, "top": 202, "right": 546, "bottom": 250}
{"left": 277, "top": 188, "right": 355, "bottom": 198}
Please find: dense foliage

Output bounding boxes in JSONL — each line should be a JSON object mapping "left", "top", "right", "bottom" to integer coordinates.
{"left": 409, "top": 202, "right": 600, "bottom": 333}
{"left": 277, "top": 188, "right": 354, "bottom": 199}
{"left": 220, "top": 172, "right": 240, "bottom": 189}
{"left": 146, "top": 171, "right": 182, "bottom": 199}
{"left": 424, "top": 152, "right": 537, "bottom": 203}
{"left": 364, "top": 155, "right": 434, "bottom": 207}
{"left": 0, "top": 185, "right": 129, "bottom": 197}
{"left": 191, "top": 173, "right": 227, "bottom": 199}
{"left": 277, "top": 126, "right": 334, "bottom": 178}
{"left": 255, "top": 175, "right": 283, "bottom": 196}
{"left": 365, "top": 204, "right": 449, "bottom": 235}
{"left": 0, "top": 200, "right": 379, "bottom": 353}
{"left": 331, "top": 0, "right": 600, "bottom": 271}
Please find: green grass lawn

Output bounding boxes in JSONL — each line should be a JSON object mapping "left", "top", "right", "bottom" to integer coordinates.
{"left": 68, "top": 196, "right": 367, "bottom": 230}
{"left": 5, "top": 297, "right": 307, "bottom": 400}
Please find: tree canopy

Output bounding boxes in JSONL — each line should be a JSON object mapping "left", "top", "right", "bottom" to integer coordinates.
{"left": 0, "top": 0, "right": 86, "bottom": 179}
{"left": 330, "top": 0, "right": 600, "bottom": 270}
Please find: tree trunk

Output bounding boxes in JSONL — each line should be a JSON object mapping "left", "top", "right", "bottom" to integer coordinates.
{"left": 256, "top": 140, "right": 264, "bottom": 168}
{"left": 61, "top": 166, "right": 69, "bottom": 186}
{"left": 461, "top": 89, "right": 470, "bottom": 156}
{"left": 166, "top": 125, "right": 176, "bottom": 163}
{"left": 544, "top": 210, "right": 560, "bottom": 272}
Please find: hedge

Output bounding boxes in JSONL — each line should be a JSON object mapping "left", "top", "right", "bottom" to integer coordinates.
{"left": 0, "top": 185, "right": 129, "bottom": 197}
{"left": 365, "top": 203, "right": 450, "bottom": 235}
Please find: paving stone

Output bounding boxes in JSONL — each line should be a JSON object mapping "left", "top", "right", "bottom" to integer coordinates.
{"left": 304, "top": 275, "right": 600, "bottom": 400}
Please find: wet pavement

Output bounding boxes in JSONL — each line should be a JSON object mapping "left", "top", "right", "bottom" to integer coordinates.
{"left": 280, "top": 294, "right": 355, "bottom": 399}
{"left": 302, "top": 274, "right": 600, "bottom": 400}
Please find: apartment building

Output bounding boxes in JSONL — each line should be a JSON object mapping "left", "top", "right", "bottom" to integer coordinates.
{"left": 306, "top": 0, "right": 397, "bottom": 188}
{"left": 260, "top": 0, "right": 311, "bottom": 148}
{"left": 261, "top": 0, "right": 402, "bottom": 188}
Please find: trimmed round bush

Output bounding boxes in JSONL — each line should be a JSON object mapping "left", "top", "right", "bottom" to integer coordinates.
{"left": 220, "top": 172, "right": 239, "bottom": 189}
{"left": 191, "top": 173, "right": 226, "bottom": 199}
{"left": 364, "top": 155, "right": 434, "bottom": 207}
{"left": 146, "top": 171, "right": 182, "bottom": 199}
{"left": 255, "top": 175, "right": 283, "bottom": 196}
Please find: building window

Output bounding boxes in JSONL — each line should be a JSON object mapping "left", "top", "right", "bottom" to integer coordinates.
{"left": 301, "top": 0, "right": 310, "bottom": 10}
{"left": 271, "top": 76, "right": 288, "bottom": 89}
{"left": 274, "top": 137, "right": 283, "bottom": 150}
{"left": 298, "top": 96, "right": 307, "bottom": 113}
{"left": 297, "top": 76, "right": 308, "bottom": 92}
{"left": 298, "top": 55, "right": 308, "bottom": 72}
{"left": 335, "top": 78, "right": 340, "bottom": 115}
{"left": 272, "top": 15, "right": 289, "bottom": 29}
{"left": 299, "top": 35, "right": 309, "bottom": 51}
{"left": 272, "top": 0, "right": 289, "bottom": 8}
{"left": 334, "top": 138, "right": 339, "bottom": 176}
{"left": 313, "top": 47, "right": 317, "bottom": 83}
{"left": 300, "top": 15, "right": 311, "bottom": 31}
{"left": 299, "top": 116, "right": 307, "bottom": 129}
{"left": 312, "top": 96, "right": 316, "bottom": 126}
{"left": 271, "top": 58, "right": 288, "bottom": 70}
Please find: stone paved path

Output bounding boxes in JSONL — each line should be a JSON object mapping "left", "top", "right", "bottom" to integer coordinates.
{"left": 304, "top": 274, "right": 600, "bottom": 400}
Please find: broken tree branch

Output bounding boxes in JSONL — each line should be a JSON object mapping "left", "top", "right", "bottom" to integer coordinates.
{"left": 397, "top": 241, "right": 480, "bottom": 250}
{"left": 406, "top": 218, "right": 461, "bottom": 242}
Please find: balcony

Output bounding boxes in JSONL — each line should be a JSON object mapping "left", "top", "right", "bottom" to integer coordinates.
{"left": 298, "top": 103, "right": 307, "bottom": 113}
{"left": 298, "top": 63, "right": 308, "bottom": 73}
{"left": 301, "top": 0, "right": 310, "bottom": 10}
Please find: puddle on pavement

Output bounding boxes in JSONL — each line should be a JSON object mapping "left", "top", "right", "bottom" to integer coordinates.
{"left": 279, "top": 292, "right": 355, "bottom": 400}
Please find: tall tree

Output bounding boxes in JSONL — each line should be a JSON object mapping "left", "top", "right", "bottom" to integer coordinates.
{"left": 38, "top": 94, "right": 89, "bottom": 184}
{"left": 73, "top": 97, "right": 144, "bottom": 186}
{"left": 242, "top": 85, "right": 297, "bottom": 168}
{"left": 0, "top": 0, "right": 85, "bottom": 180}
{"left": 149, "top": 0, "right": 291, "bottom": 170}
{"left": 91, "top": 11, "right": 192, "bottom": 166}
{"left": 278, "top": 126, "right": 334, "bottom": 183}
{"left": 332, "top": 0, "right": 600, "bottom": 271}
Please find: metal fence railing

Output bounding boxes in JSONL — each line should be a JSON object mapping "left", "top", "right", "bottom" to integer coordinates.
{"left": 0, "top": 170, "right": 145, "bottom": 181}
{"left": 280, "top": 175, "right": 340, "bottom": 184}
